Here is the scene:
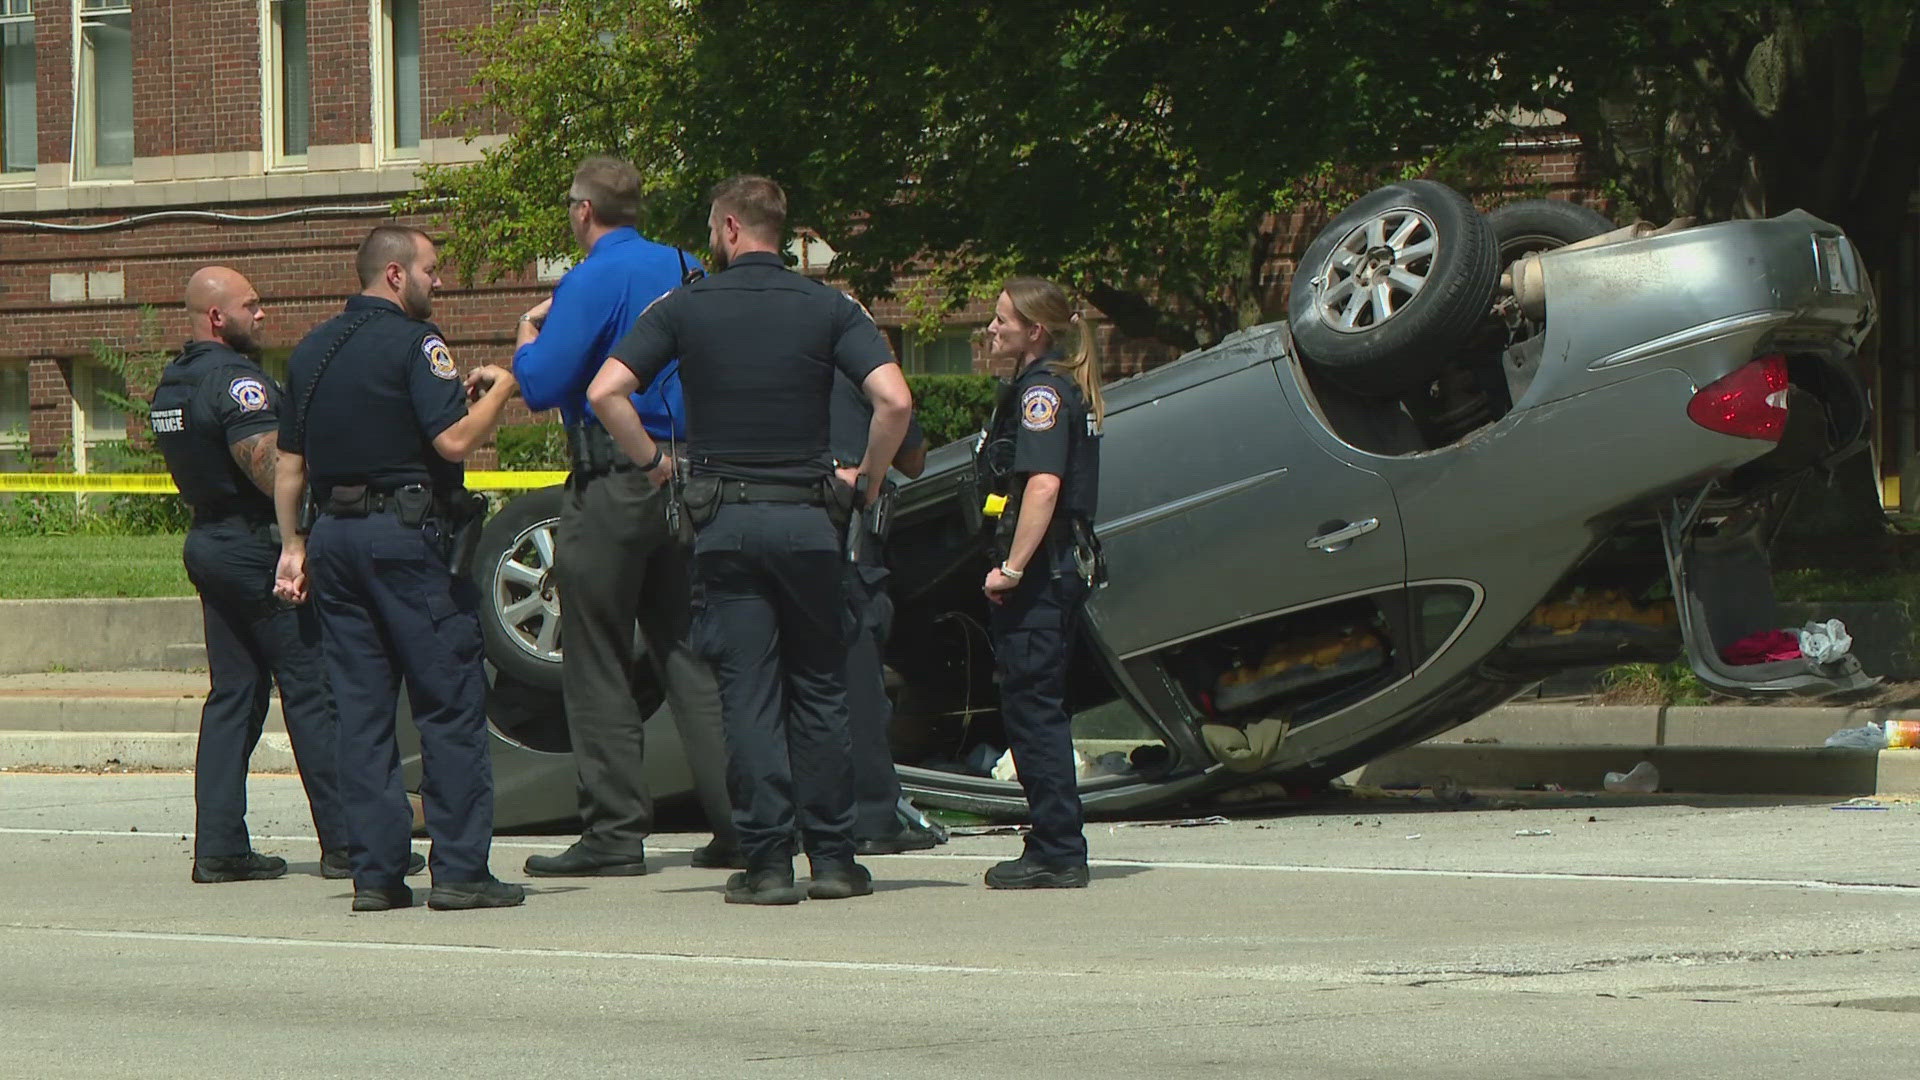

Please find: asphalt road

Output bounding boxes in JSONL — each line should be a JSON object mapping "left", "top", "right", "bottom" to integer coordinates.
{"left": 3, "top": 773, "right": 1918, "bottom": 1079}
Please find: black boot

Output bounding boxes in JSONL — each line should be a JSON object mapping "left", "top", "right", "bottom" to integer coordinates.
{"left": 689, "top": 839, "right": 747, "bottom": 869}
{"left": 983, "top": 856, "right": 1090, "bottom": 890}
{"left": 191, "top": 852, "right": 287, "bottom": 883}
{"left": 428, "top": 878, "right": 528, "bottom": 910}
{"left": 853, "top": 827, "right": 939, "bottom": 856}
{"left": 523, "top": 841, "right": 648, "bottom": 877}
{"left": 806, "top": 861, "right": 874, "bottom": 900}
{"left": 723, "top": 866, "right": 803, "bottom": 906}
{"left": 351, "top": 885, "right": 414, "bottom": 912}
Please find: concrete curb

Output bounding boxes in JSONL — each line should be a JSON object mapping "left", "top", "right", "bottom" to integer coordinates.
{"left": 0, "top": 731, "right": 295, "bottom": 772}
{"left": 0, "top": 696, "right": 282, "bottom": 735}
{"left": 1353, "top": 744, "right": 1920, "bottom": 798}
{"left": 0, "top": 598, "right": 204, "bottom": 675}
{"left": 1443, "top": 703, "right": 1918, "bottom": 748}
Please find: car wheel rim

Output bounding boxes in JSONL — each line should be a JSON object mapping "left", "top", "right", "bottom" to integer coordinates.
{"left": 493, "top": 518, "right": 563, "bottom": 664}
{"left": 1314, "top": 207, "right": 1439, "bottom": 333}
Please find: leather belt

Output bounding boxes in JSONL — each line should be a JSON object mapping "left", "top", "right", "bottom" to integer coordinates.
{"left": 715, "top": 480, "right": 826, "bottom": 506}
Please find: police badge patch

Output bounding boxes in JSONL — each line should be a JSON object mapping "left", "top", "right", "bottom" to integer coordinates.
{"left": 227, "top": 376, "right": 270, "bottom": 412}
{"left": 423, "top": 335, "right": 457, "bottom": 380}
{"left": 1020, "top": 385, "right": 1061, "bottom": 431}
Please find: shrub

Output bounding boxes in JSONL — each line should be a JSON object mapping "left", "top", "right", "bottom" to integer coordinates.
{"left": 495, "top": 423, "right": 569, "bottom": 470}
{"left": 907, "top": 374, "right": 998, "bottom": 448}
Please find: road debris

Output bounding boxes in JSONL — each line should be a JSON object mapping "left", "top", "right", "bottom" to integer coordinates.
{"left": 1111, "top": 815, "right": 1230, "bottom": 830}
{"left": 1603, "top": 761, "right": 1660, "bottom": 793}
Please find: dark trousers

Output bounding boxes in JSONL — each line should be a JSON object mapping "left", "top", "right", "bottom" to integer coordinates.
{"left": 691, "top": 502, "right": 856, "bottom": 868}
{"left": 183, "top": 521, "right": 346, "bottom": 859}
{"left": 989, "top": 548, "right": 1090, "bottom": 864}
{"left": 308, "top": 512, "right": 494, "bottom": 887}
{"left": 846, "top": 556, "right": 906, "bottom": 840}
{"left": 554, "top": 468, "right": 735, "bottom": 856}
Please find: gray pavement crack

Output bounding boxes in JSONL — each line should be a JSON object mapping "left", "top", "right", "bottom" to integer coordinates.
{"left": 1368, "top": 943, "right": 1920, "bottom": 984}
{"left": 740, "top": 1001, "right": 1451, "bottom": 1062}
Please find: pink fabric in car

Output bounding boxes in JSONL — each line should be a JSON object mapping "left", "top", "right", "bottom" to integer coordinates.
{"left": 1720, "top": 630, "right": 1803, "bottom": 666}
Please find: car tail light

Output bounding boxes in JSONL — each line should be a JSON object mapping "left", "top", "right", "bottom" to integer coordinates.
{"left": 1687, "top": 355, "right": 1788, "bottom": 441}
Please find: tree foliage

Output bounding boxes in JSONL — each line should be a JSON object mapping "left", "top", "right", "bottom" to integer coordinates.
{"left": 410, "top": 0, "right": 1916, "bottom": 363}
{"left": 410, "top": 1, "right": 1593, "bottom": 349}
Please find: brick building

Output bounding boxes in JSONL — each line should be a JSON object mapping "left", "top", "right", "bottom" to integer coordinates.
{"left": 0, "top": 0, "right": 539, "bottom": 472}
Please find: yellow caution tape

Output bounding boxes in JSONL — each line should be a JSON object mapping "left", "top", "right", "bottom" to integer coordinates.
{"left": 0, "top": 472, "right": 568, "bottom": 494}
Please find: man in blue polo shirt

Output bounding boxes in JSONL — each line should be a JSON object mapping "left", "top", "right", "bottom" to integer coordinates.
{"left": 512, "top": 156, "right": 739, "bottom": 876}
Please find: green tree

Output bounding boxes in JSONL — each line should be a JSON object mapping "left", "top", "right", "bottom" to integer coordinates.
{"left": 1543, "top": 0, "right": 1919, "bottom": 533}
{"left": 409, "top": 1, "right": 1589, "bottom": 350}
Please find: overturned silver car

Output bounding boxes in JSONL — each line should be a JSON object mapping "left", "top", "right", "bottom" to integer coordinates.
{"left": 409, "top": 181, "right": 1878, "bottom": 828}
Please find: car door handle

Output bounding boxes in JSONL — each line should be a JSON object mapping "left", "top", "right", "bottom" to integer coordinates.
{"left": 1306, "top": 518, "right": 1380, "bottom": 552}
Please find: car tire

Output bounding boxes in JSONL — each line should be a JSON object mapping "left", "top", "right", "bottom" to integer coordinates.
{"left": 472, "top": 485, "right": 566, "bottom": 690}
{"left": 1289, "top": 179, "right": 1500, "bottom": 398}
{"left": 1485, "top": 198, "right": 1616, "bottom": 262}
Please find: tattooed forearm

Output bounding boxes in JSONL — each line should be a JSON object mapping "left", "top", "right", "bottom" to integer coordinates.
{"left": 231, "top": 431, "right": 278, "bottom": 496}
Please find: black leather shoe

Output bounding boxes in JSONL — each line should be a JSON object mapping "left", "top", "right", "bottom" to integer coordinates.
{"left": 352, "top": 885, "right": 414, "bottom": 912}
{"left": 689, "top": 840, "right": 747, "bottom": 870}
{"left": 724, "top": 867, "right": 803, "bottom": 906}
{"left": 807, "top": 862, "right": 874, "bottom": 900}
{"left": 984, "top": 857, "right": 1090, "bottom": 890}
{"left": 322, "top": 850, "right": 426, "bottom": 880}
{"left": 524, "top": 841, "right": 647, "bottom": 877}
{"left": 854, "top": 828, "right": 939, "bottom": 856}
{"left": 191, "top": 852, "right": 288, "bottom": 883}
{"left": 428, "top": 878, "right": 527, "bottom": 910}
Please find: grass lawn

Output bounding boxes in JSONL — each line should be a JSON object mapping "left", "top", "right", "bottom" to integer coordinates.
{"left": 0, "top": 534, "right": 192, "bottom": 599}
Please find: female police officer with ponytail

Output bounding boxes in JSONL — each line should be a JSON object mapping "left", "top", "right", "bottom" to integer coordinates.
{"left": 978, "top": 277, "right": 1105, "bottom": 890}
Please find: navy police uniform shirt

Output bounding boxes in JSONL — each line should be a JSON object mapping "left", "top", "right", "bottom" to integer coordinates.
{"left": 828, "top": 367, "right": 923, "bottom": 468}
{"left": 1007, "top": 355, "right": 1100, "bottom": 524}
{"left": 608, "top": 251, "right": 894, "bottom": 484}
{"left": 278, "top": 295, "right": 468, "bottom": 500}
{"left": 149, "top": 339, "right": 282, "bottom": 521}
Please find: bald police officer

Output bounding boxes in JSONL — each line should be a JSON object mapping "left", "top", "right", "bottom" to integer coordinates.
{"left": 150, "top": 266, "right": 360, "bottom": 884}
{"left": 588, "top": 175, "right": 912, "bottom": 905}
{"left": 275, "top": 226, "right": 524, "bottom": 913}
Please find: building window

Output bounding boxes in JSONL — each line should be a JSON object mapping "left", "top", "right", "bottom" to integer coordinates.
{"left": 0, "top": 362, "right": 28, "bottom": 469}
{"left": 377, "top": 0, "right": 420, "bottom": 157}
{"left": 75, "top": 0, "right": 133, "bottom": 179}
{"left": 901, "top": 328, "right": 980, "bottom": 375}
{"left": 73, "top": 360, "right": 126, "bottom": 445}
{"left": 2, "top": 1, "right": 33, "bottom": 177}
{"left": 264, "top": 0, "right": 309, "bottom": 164}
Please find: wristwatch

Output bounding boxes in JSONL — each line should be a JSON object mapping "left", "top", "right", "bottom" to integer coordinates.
{"left": 640, "top": 446, "right": 666, "bottom": 471}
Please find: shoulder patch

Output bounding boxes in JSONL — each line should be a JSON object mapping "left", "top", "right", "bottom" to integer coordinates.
{"left": 840, "top": 290, "right": 878, "bottom": 325}
{"left": 227, "top": 376, "right": 270, "bottom": 412}
{"left": 1020, "top": 385, "right": 1062, "bottom": 432}
{"left": 423, "top": 335, "right": 457, "bottom": 380}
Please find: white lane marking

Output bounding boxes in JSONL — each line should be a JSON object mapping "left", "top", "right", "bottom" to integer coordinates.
{"left": 4, "top": 825, "right": 1917, "bottom": 895}
{"left": 9, "top": 925, "right": 1046, "bottom": 977}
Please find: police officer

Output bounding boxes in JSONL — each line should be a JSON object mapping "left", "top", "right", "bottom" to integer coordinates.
{"left": 587, "top": 175, "right": 912, "bottom": 905}
{"left": 273, "top": 226, "right": 524, "bottom": 913}
{"left": 511, "top": 156, "right": 739, "bottom": 876}
{"left": 152, "top": 266, "right": 365, "bottom": 884}
{"left": 827, "top": 370, "right": 940, "bottom": 855}
{"left": 978, "top": 277, "right": 1105, "bottom": 889}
